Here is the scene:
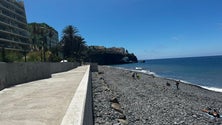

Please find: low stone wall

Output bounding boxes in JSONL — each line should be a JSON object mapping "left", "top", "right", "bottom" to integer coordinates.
{"left": 5, "top": 63, "right": 51, "bottom": 88}
{"left": 50, "top": 62, "right": 80, "bottom": 74}
{"left": 0, "top": 62, "right": 6, "bottom": 90}
{"left": 0, "top": 62, "right": 80, "bottom": 90}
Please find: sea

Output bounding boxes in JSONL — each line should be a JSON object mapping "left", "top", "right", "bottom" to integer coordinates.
{"left": 113, "top": 55, "right": 222, "bottom": 92}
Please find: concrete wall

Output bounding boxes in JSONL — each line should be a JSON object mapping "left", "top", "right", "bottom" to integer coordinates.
{"left": 60, "top": 65, "right": 93, "bottom": 125}
{"left": 5, "top": 63, "right": 51, "bottom": 87}
{"left": 0, "top": 62, "right": 6, "bottom": 90}
{"left": 89, "top": 63, "right": 98, "bottom": 72}
{"left": 84, "top": 62, "right": 98, "bottom": 72}
{"left": 0, "top": 62, "right": 80, "bottom": 90}
{"left": 83, "top": 69, "right": 93, "bottom": 125}
{"left": 50, "top": 62, "right": 79, "bottom": 74}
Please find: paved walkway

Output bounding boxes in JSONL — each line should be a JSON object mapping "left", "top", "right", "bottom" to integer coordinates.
{"left": 0, "top": 65, "right": 89, "bottom": 125}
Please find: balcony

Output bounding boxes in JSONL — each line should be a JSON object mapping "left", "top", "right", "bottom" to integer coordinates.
{"left": 0, "top": 12, "right": 27, "bottom": 28}
{"left": 0, "top": 38, "right": 30, "bottom": 46}
{"left": 0, "top": 28, "right": 29, "bottom": 39}
{"left": 0, "top": 19, "right": 27, "bottom": 32}
{"left": 3, "top": 0, "right": 25, "bottom": 13}
{"left": 0, "top": 3, "right": 26, "bottom": 20}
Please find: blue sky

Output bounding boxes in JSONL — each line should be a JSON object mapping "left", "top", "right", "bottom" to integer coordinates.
{"left": 25, "top": 0, "right": 222, "bottom": 59}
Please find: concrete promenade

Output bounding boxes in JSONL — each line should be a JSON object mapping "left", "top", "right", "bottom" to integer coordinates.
{"left": 0, "top": 65, "right": 89, "bottom": 125}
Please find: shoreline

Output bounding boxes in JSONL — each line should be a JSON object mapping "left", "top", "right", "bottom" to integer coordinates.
{"left": 92, "top": 65, "right": 222, "bottom": 124}
{"left": 113, "top": 66, "right": 222, "bottom": 93}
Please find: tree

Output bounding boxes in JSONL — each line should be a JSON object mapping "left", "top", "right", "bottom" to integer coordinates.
{"left": 28, "top": 23, "right": 60, "bottom": 62}
{"left": 48, "top": 30, "right": 54, "bottom": 49}
{"left": 61, "top": 25, "right": 77, "bottom": 58}
{"left": 27, "top": 51, "right": 41, "bottom": 62}
{"left": 61, "top": 25, "right": 86, "bottom": 62}
{"left": 5, "top": 50, "right": 23, "bottom": 62}
{"left": 1, "top": 47, "right": 6, "bottom": 62}
{"left": 49, "top": 44, "right": 61, "bottom": 62}
{"left": 28, "top": 23, "right": 42, "bottom": 51}
{"left": 73, "top": 35, "right": 87, "bottom": 62}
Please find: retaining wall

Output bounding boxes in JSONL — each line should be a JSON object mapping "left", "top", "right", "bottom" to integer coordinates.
{"left": 84, "top": 62, "right": 98, "bottom": 72}
{"left": 83, "top": 66, "right": 93, "bottom": 125}
{"left": 0, "top": 62, "right": 80, "bottom": 90}
{"left": 60, "top": 65, "right": 93, "bottom": 125}
{"left": 50, "top": 62, "right": 80, "bottom": 74}
{"left": 0, "top": 62, "right": 6, "bottom": 90}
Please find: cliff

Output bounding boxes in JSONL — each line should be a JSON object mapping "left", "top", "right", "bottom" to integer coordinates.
{"left": 85, "top": 46, "right": 138, "bottom": 65}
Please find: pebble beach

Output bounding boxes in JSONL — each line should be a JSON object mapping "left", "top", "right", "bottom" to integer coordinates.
{"left": 92, "top": 66, "right": 222, "bottom": 125}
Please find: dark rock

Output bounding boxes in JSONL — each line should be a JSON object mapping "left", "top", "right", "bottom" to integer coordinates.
{"left": 110, "top": 97, "right": 119, "bottom": 103}
{"left": 119, "top": 115, "right": 126, "bottom": 120}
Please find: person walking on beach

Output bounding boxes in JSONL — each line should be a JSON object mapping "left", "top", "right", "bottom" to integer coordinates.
{"left": 132, "top": 72, "right": 136, "bottom": 80}
{"left": 132, "top": 72, "right": 140, "bottom": 80}
{"left": 176, "top": 80, "right": 180, "bottom": 90}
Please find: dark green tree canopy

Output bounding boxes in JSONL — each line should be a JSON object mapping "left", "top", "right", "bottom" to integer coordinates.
{"left": 61, "top": 25, "right": 86, "bottom": 62}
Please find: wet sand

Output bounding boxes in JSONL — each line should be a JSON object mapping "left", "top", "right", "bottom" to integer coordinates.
{"left": 92, "top": 66, "right": 222, "bottom": 125}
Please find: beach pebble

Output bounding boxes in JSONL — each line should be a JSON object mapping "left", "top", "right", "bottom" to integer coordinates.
{"left": 111, "top": 103, "right": 123, "bottom": 114}
{"left": 117, "top": 119, "right": 129, "bottom": 125}
{"left": 92, "top": 66, "right": 222, "bottom": 125}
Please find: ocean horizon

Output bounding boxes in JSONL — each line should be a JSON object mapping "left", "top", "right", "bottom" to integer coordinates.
{"left": 113, "top": 55, "right": 222, "bottom": 92}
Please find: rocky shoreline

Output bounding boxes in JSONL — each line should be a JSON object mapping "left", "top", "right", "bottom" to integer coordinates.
{"left": 92, "top": 66, "right": 222, "bottom": 125}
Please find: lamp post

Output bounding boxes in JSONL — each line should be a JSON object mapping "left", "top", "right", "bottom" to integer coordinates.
{"left": 61, "top": 42, "right": 65, "bottom": 61}
{"left": 49, "top": 30, "right": 53, "bottom": 50}
{"left": 40, "top": 27, "right": 47, "bottom": 62}
{"left": 23, "top": 50, "right": 27, "bottom": 62}
{"left": 43, "top": 36, "right": 46, "bottom": 62}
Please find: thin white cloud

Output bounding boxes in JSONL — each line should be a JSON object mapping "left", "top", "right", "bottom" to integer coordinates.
{"left": 218, "top": 23, "right": 222, "bottom": 29}
{"left": 171, "top": 35, "right": 184, "bottom": 42}
{"left": 172, "top": 36, "right": 179, "bottom": 41}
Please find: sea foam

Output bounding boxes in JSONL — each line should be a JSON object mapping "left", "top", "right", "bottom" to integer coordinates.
{"left": 113, "top": 66, "right": 222, "bottom": 93}
{"left": 201, "top": 86, "right": 222, "bottom": 93}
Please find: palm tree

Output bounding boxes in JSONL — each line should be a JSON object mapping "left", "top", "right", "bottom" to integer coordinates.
{"left": 61, "top": 25, "right": 87, "bottom": 62}
{"left": 61, "top": 25, "right": 79, "bottom": 59}
{"left": 74, "top": 35, "right": 86, "bottom": 62}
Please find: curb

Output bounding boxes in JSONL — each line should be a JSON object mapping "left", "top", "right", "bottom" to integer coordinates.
{"left": 60, "top": 65, "right": 92, "bottom": 125}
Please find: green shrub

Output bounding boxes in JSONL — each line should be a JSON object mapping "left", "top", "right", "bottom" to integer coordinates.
{"left": 4, "top": 51, "right": 23, "bottom": 62}
{"left": 27, "top": 51, "right": 41, "bottom": 62}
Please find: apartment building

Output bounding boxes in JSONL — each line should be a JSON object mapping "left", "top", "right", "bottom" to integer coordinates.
{"left": 0, "top": 0, "right": 30, "bottom": 52}
{"left": 28, "top": 23, "right": 59, "bottom": 51}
